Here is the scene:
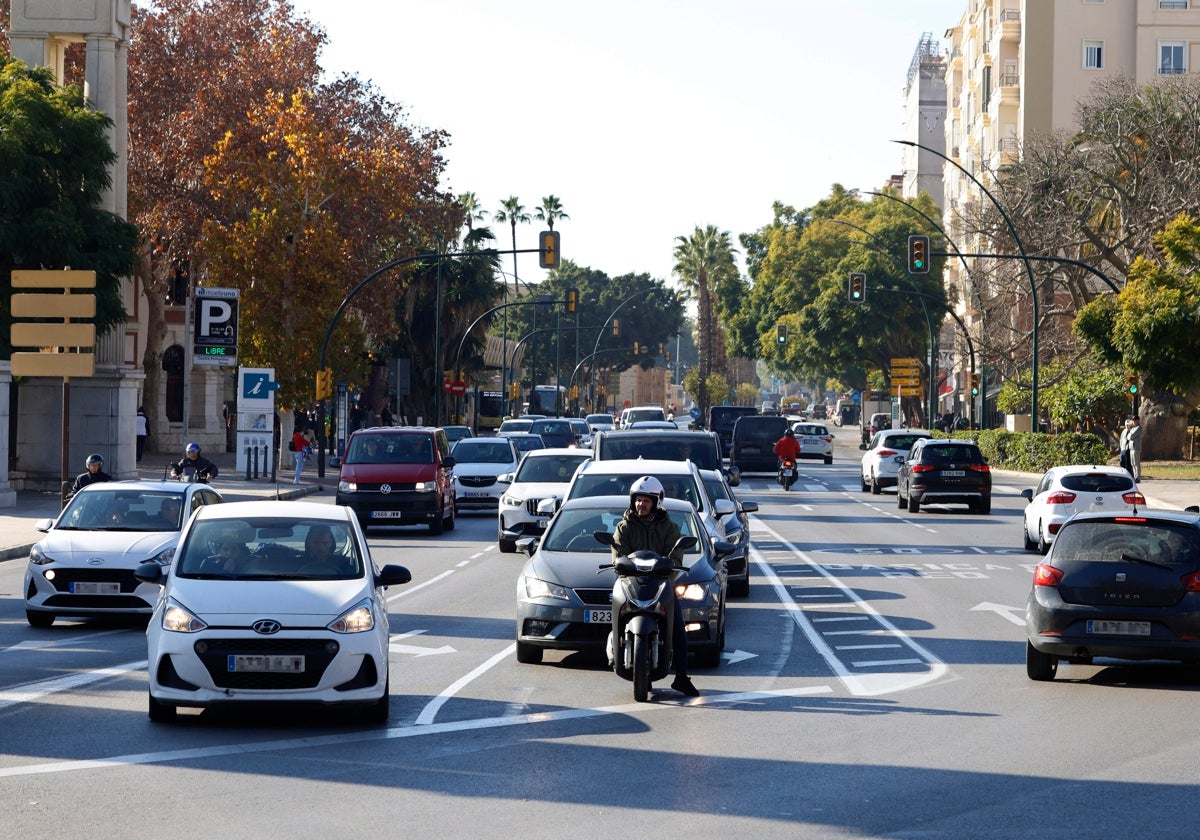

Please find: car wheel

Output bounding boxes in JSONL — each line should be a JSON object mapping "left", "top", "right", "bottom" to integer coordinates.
{"left": 444, "top": 503, "right": 456, "bottom": 532}
{"left": 498, "top": 535, "right": 517, "bottom": 554}
{"left": 729, "top": 570, "right": 750, "bottom": 598}
{"left": 697, "top": 622, "right": 724, "bottom": 669}
{"left": 148, "top": 692, "right": 177, "bottom": 723}
{"left": 908, "top": 493, "right": 920, "bottom": 513}
{"left": 26, "top": 610, "right": 54, "bottom": 629}
{"left": 897, "top": 486, "right": 906, "bottom": 509}
{"left": 871, "top": 474, "right": 882, "bottom": 495}
{"left": 860, "top": 473, "right": 870, "bottom": 492}
{"left": 1023, "top": 522, "right": 1037, "bottom": 552}
{"left": 429, "top": 505, "right": 445, "bottom": 535}
{"left": 362, "top": 678, "right": 390, "bottom": 724}
{"left": 516, "top": 641, "right": 543, "bottom": 664}
{"left": 1026, "top": 641, "right": 1058, "bottom": 681}
{"left": 823, "top": 455, "right": 833, "bottom": 465}
{"left": 979, "top": 499, "right": 991, "bottom": 515}
{"left": 1037, "top": 524, "right": 1051, "bottom": 556}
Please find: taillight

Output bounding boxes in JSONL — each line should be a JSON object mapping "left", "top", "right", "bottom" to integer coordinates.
{"left": 911, "top": 464, "right": 937, "bottom": 473}
{"left": 1123, "top": 491, "right": 1146, "bottom": 505}
{"left": 968, "top": 464, "right": 990, "bottom": 473}
{"left": 821, "top": 436, "right": 832, "bottom": 443}
{"left": 1181, "top": 571, "right": 1200, "bottom": 592}
{"left": 877, "top": 449, "right": 897, "bottom": 458}
{"left": 1045, "top": 491, "right": 1076, "bottom": 505}
{"left": 1033, "top": 564, "right": 1064, "bottom": 587}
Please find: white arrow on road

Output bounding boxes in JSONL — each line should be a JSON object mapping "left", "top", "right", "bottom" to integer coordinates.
{"left": 971, "top": 602, "right": 1026, "bottom": 626}
{"left": 389, "top": 628, "right": 456, "bottom": 657}
{"left": 721, "top": 649, "right": 758, "bottom": 665}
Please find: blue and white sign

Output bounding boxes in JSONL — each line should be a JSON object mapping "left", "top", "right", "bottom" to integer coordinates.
{"left": 690, "top": 406, "right": 701, "bottom": 419}
{"left": 236, "top": 367, "right": 277, "bottom": 473}
{"left": 850, "top": 390, "right": 862, "bottom": 404}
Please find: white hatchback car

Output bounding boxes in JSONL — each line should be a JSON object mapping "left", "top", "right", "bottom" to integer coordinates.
{"left": 24, "top": 480, "right": 224, "bottom": 627}
{"left": 859, "top": 429, "right": 933, "bottom": 494}
{"left": 498, "top": 448, "right": 593, "bottom": 553}
{"left": 135, "top": 501, "right": 411, "bottom": 723}
{"left": 451, "top": 436, "right": 521, "bottom": 513}
{"left": 1020, "top": 465, "right": 1146, "bottom": 554}
{"left": 791, "top": 422, "right": 834, "bottom": 464}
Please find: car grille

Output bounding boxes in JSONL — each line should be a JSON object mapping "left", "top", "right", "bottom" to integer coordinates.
{"left": 575, "top": 588, "right": 612, "bottom": 606}
{"left": 44, "top": 567, "right": 141, "bottom": 592}
{"left": 196, "top": 637, "right": 337, "bottom": 689}
{"left": 459, "top": 475, "right": 497, "bottom": 488}
{"left": 525, "top": 498, "right": 546, "bottom": 516}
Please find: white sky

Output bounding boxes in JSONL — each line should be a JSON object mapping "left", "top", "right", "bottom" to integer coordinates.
{"left": 296, "top": 0, "right": 965, "bottom": 286}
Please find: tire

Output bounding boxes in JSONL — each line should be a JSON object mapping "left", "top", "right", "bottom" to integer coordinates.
{"left": 871, "top": 474, "right": 882, "bottom": 495}
{"left": 430, "top": 503, "right": 445, "bottom": 535}
{"left": 860, "top": 474, "right": 870, "bottom": 492}
{"left": 148, "top": 693, "right": 177, "bottom": 723}
{"left": 979, "top": 498, "right": 991, "bottom": 515}
{"left": 697, "top": 608, "right": 725, "bottom": 668}
{"left": 498, "top": 535, "right": 517, "bottom": 554}
{"left": 729, "top": 572, "right": 750, "bottom": 598}
{"left": 823, "top": 456, "right": 833, "bottom": 465}
{"left": 26, "top": 610, "right": 54, "bottom": 629}
{"left": 1037, "top": 524, "right": 1051, "bottom": 556}
{"left": 908, "top": 493, "right": 920, "bottom": 514}
{"left": 632, "top": 634, "right": 651, "bottom": 702}
{"left": 444, "top": 503, "right": 456, "bottom": 531}
{"left": 897, "top": 487, "right": 906, "bottom": 509}
{"left": 516, "top": 641, "right": 543, "bottom": 664}
{"left": 1026, "top": 641, "right": 1058, "bottom": 681}
{"left": 363, "top": 678, "right": 390, "bottom": 724}
{"left": 1023, "top": 522, "right": 1037, "bottom": 552}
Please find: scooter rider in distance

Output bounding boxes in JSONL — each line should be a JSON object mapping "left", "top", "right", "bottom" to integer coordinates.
{"left": 774, "top": 427, "right": 800, "bottom": 487}
{"left": 169, "top": 442, "right": 219, "bottom": 483}
{"left": 611, "top": 475, "right": 700, "bottom": 697}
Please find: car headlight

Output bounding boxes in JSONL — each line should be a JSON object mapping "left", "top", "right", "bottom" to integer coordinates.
{"left": 522, "top": 576, "right": 570, "bottom": 601}
{"left": 413, "top": 481, "right": 436, "bottom": 493}
{"left": 29, "top": 543, "right": 52, "bottom": 565}
{"left": 328, "top": 598, "right": 375, "bottom": 633}
{"left": 675, "top": 583, "right": 707, "bottom": 601}
{"left": 338, "top": 480, "right": 357, "bottom": 493}
{"left": 501, "top": 495, "right": 523, "bottom": 507}
{"left": 149, "top": 546, "right": 176, "bottom": 566}
{"left": 162, "top": 598, "right": 208, "bottom": 633}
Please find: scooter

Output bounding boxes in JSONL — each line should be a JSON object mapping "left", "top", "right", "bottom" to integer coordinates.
{"left": 593, "top": 531, "right": 697, "bottom": 702}
{"left": 778, "top": 458, "right": 797, "bottom": 491}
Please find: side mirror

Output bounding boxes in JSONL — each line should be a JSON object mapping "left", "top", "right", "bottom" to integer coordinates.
{"left": 133, "top": 561, "right": 165, "bottom": 584}
{"left": 1019, "top": 488, "right": 1033, "bottom": 502}
{"left": 376, "top": 564, "right": 412, "bottom": 587}
{"left": 712, "top": 540, "right": 736, "bottom": 561}
{"left": 859, "top": 443, "right": 868, "bottom": 451}
{"left": 713, "top": 499, "right": 736, "bottom": 519}
{"left": 498, "top": 472, "right": 514, "bottom": 484}
{"left": 593, "top": 530, "right": 615, "bottom": 547}
{"left": 739, "top": 500, "right": 759, "bottom": 513}
{"left": 34, "top": 517, "right": 54, "bottom": 533}
{"left": 442, "top": 455, "right": 456, "bottom": 469}
{"left": 669, "top": 536, "right": 698, "bottom": 555}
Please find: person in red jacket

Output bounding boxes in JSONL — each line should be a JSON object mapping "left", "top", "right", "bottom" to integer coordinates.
{"left": 774, "top": 427, "right": 801, "bottom": 461}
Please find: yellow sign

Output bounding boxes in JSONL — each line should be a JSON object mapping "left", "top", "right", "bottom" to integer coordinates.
{"left": 891, "top": 357, "right": 920, "bottom": 367}
{"left": 9, "top": 269, "right": 97, "bottom": 378}
{"left": 11, "top": 352, "right": 95, "bottom": 378}
{"left": 890, "top": 385, "right": 923, "bottom": 398}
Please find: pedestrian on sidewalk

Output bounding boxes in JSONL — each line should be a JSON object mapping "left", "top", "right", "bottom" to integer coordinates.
{"left": 1127, "top": 415, "right": 1144, "bottom": 481}
{"left": 292, "top": 429, "right": 313, "bottom": 485}
{"left": 1119, "top": 419, "right": 1132, "bottom": 474}
{"left": 136, "top": 407, "right": 149, "bottom": 462}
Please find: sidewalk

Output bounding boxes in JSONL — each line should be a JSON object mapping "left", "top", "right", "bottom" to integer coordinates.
{"left": 0, "top": 447, "right": 340, "bottom": 563}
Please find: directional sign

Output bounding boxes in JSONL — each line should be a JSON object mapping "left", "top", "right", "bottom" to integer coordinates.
{"left": 9, "top": 269, "right": 97, "bottom": 378}
{"left": 194, "top": 287, "right": 239, "bottom": 367}
{"left": 891, "top": 357, "right": 920, "bottom": 367}
{"left": 891, "top": 377, "right": 922, "bottom": 388}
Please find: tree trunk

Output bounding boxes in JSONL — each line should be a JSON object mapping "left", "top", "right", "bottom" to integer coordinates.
{"left": 138, "top": 254, "right": 168, "bottom": 456}
{"left": 1140, "top": 391, "right": 1194, "bottom": 460}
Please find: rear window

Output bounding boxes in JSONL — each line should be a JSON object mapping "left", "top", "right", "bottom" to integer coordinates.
{"left": 569, "top": 472, "right": 702, "bottom": 510}
{"left": 514, "top": 454, "right": 590, "bottom": 483}
{"left": 916, "top": 444, "right": 983, "bottom": 464}
{"left": 626, "top": 408, "right": 665, "bottom": 424}
{"left": 599, "top": 435, "right": 720, "bottom": 470}
{"left": 1054, "top": 520, "right": 1200, "bottom": 567}
{"left": 530, "top": 421, "right": 571, "bottom": 436}
{"left": 733, "top": 417, "right": 787, "bottom": 444}
{"left": 1060, "top": 473, "right": 1135, "bottom": 493}
{"left": 882, "top": 434, "right": 929, "bottom": 450}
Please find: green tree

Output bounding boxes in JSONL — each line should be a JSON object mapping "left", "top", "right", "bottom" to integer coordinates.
{"left": 0, "top": 58, "right": 138, "bottom": 356}
{"left": 458, "top": 191, "right": 488, "bottom": 231}
{"left": 674, "top": 226, "right": 738, "bottom": 421}
{"left": 534, "top": 195, "right": 570, "bottom": 230}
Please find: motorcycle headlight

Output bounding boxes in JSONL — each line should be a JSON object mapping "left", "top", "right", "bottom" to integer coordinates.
{"left": 328, "top": 598, "right": 375, "bottom": 633}
{"left": 674, "top": 583, "right": 707, "bottom": 602}
{"left": 162, "top": 598, "right": 208, "bottom": 633}
{"left": 522, "top": 576, "right": 570, "bottom": 601}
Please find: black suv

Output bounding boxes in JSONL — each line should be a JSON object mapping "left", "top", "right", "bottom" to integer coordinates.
{"left": 591, "top": 428, "right": 739, "bottom": 485}
{"left": 896, "top": 439, "right": 991, "bottom": 514}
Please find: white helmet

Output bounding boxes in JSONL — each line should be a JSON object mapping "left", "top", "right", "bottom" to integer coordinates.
{"left": 629, "top": 475, "right": 665, "bottom": 510}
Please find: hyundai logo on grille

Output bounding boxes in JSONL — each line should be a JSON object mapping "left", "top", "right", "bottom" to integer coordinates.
{"left": 380, "top": 484, "right": 392, "bottom": 495}
{"left": 252, "top": 620, "right": 282, "bottom": 635}
{"left": 86, "top": 557, "right": 105, "bottom": 566}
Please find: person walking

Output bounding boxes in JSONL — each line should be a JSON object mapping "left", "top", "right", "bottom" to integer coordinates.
{"left": 292, "top": 428, "right": 312, "bottom": 484}
{"left": 1127, "top": 416, "right": 1144, "bottom": 481}
{"left": 135, "top": 407, "right": 149, "bottom": 462}
{"left": 1119, "top": 419, "right": 1132, "bottom": 475}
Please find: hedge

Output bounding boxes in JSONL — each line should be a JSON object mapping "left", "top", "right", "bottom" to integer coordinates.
{"left": 930, "top": 430, "right": 1110, "bottom": 473}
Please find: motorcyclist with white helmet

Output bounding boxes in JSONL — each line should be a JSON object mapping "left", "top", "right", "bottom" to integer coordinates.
{"left": 170, "top": 442, "right": 219, "bottom": 482}
{"left": 611, "top": 475, "right": 699, "bottom": 697}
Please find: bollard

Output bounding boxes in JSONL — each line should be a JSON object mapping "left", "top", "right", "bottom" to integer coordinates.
{"left": 258, "top": 444, "right": 267, "bottom": 480}
{"left": 245, "top": 446, "right": 252, "bottom": 480}
{"left": 269, "top": 443, "right": 277, "bottom": 483}
{"left": 253, "top": 445, "right": 260, "bottom": 479}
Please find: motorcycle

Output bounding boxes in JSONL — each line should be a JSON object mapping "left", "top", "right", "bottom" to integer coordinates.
{"left": 163, "top": 464, "right": 212, "bottom": 484}
{"left": 593, "top": 531, "right": 698, "bottom": 702}
{"left": 778, "top": 458, "right": 796, "bottom": 491}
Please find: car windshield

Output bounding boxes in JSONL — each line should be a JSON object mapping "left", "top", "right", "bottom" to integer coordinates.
{"left": 1053, "top": 520, "right": 1199, "bottom": 568}
{"left": 346, "top": 434, "right": 431, "bottom": 464}
{"left": 918, "top": 445, "right": 984, "bottom": 464}
{"left": 57, "top": 489, "right": 188, "bottom": 532}
{"left": 542, "top": 507, "right": 701, "bottom": 555}
{"left": 176, "top": 518, "right": 363, "bottom": 579}
{"left": 514, "top": 454, "right": 590, "bottom": 483}
{"left": 530, "top": 421, "right": 571, "bottom": 437}
{"left": 454, "top": 440, "right": 515, "bottom": 464}
{"left": 600, "top": 436, "right": 719, "bottom": 470}
{"left": 569, "top": 473, "right": 703, "bottom": 511}
{"left": 882, "top": 434, "right": 929, "bottom": 450}
{"left": 1060, "top": 473, "right": 1135, "bottom": 493}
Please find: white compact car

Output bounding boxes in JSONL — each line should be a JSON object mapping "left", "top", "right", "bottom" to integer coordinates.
{"left": 498, "top": 448, "right": 593, "bottom": 552}
{"left": 451, "top": 436, "right": 521, "bottom": 513}
{"left": 24, "top": 480, "right": 224, "bottom": 627}
{"left": 860, "top": 429, "right": 932, "bottom": 494}
{"left": 1020, "top": 465, "right": 1146, "bottom": 554}
{"left": 791, "top": 422, "right": 834, "bottom": 464}
{"left": 135, "top": 501, "right": 410, "bottom": 723}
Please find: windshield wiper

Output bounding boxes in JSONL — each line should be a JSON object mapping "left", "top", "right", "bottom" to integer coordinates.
{"left": 1120, "top": 552, "right": 1172, "bottom": 570}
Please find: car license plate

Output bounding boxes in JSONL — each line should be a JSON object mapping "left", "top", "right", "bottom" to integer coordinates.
{"left": 802, "top": 437, "right": 821, "bottom": 446}
{"left": 371, "top": 511, "right": 403, "bottom": 519}
{"left": 942, "top": 470, "right": 965, "bottom": 477}
{"left": 70, "top": 582, "right": 120, "bottom": 595}
{"left": 585, "top": 609, "right": 612, "bottom": 623}
{"left": 1087, "top": 620, "right": 1150, "bottom": 636}
{"left": 464, "top": 491, "right": 490, "bottom": 498}
{"left": 228, "top": 655, "right": 305, "bottom": 673}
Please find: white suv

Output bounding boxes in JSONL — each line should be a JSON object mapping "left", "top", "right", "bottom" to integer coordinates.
{"left": 859, "top": 428, "right": 932, "bottom": 494}
{"left": 497, "top": 448, "right": 592, "bottom": 552}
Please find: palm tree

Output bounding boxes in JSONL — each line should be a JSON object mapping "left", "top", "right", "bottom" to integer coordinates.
{"left": 459, "top": 191, "right": 488, "bottom": 231}
{"left": 493, "top": 197, "right": 532, "bottom": 410}
{"left": 534, "top": 195, "right": 570, "bottom": 230}
{"left": 674, "top": 225, "right": 738, "bottom": 422}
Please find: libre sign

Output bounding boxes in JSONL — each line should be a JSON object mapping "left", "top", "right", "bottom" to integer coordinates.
{"left": 193, "top": 287, "right": 239, "bottom": 366}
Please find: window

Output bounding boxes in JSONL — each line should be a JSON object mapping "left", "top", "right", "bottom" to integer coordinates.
{"left": 1083, "top": 40, "right": 1104, "bottom": 69}
{"left": 1160, "top": 42, "right": 1186, "bottom": 74}
{"left": 1159, "top": 1, "right": 1188, "bottom": 10}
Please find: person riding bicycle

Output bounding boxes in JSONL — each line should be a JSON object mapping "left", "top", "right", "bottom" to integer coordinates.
{"left": 611, "top": 475, "right": 699, "bottom": 697}
{"left": 69, "top": 453, "right": 112, "bottom": 496}
{"left": 170, "top": 442, "right": 219, "bottom": 482}
{"left": 774, "top": 427, "right": 801, "bottom": 461}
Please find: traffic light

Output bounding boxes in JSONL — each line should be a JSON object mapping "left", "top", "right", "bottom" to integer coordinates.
{"left": 612, "top": 318, "right": 620, "bottom": 336}
{"left": 632, "top": 341, "right": 640, "bottom": 355}
{"left": 565, "top": 287, "right": 578, "bottom": 313}
{"left": 776, "top": 324, "right": 788, "bottom": 344}
{"left": 969, "top": 372, "right": 980, "bottom": 397}
{"left": 848, "top": 273, "right": 866, "bottom": 303}
{"left": 908, "top": 235, "right": 930, "bottom": 274}
{"left": 1127, "top": 374, "right": 1139, "bottom": 395}
{"left": 315, "top": 368, "right": 333, "bottom": 400}
{"left": 657, "top": 343, "right": 665, "bottom": 355}
{"left": 509, "top": 381, "right": 520, "bottom": 400}
{"left": 538, "top": 230, "right": 561, "bottom": 269}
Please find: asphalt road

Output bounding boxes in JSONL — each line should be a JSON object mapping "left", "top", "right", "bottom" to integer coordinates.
{"left": 2, "top": 437, "right": 1199, "bottom": 838}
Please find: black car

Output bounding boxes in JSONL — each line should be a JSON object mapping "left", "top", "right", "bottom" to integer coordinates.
{"left": 1025, "top": 510, "right": 1200, "bottom": 680}
{"left": 528, "top": 419, "right": 576, "bottom": 448}
{"left": 591, "top": 428, "right": 739, "bottom": 485}
{"left": 730, "top": 415, "right": 789, "bottom": 474}
{"left": 708, "top": 405, "right": 757, "bottom": 458}
{"left": 896, "top": 439, "right": 991, "bottom": 514}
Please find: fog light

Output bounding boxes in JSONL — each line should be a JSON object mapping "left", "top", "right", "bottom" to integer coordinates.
{"left": 194, "top": 641, "right": 208, "bottom": 655}
{"left": 324, "top": 641, "right": 340, "bottom": 655}
{"left": 45, "top": 569, "right": 56, "bottom": 581}
{"left": 525, "top": 620, "right": 553, "bottom": 636}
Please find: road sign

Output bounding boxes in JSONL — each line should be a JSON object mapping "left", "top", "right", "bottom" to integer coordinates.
{"left": 850, "top": 390, "right": 861, "bottom": 404}
{"left": 891, "top": 378, "right": 922, "bottom": 389}
{"left": 690, "top": 406, "right": 701, "bottom": 419}
{"left": 890, "top": 386, "right": 923, "bottom": 398}
{"left": 9, "top": 269, "right": 97, "bottom": 378}
{"left": 450, "top": 380, "right": 466, "bottom": 396}
{"left": 194, "top": 287, "right": 239, "bottom": 367}
{"left": 891, "top": 357, "right": 920, "bottom": 367}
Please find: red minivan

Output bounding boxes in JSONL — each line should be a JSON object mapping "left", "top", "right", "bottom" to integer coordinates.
{"left": 335, "top": 427, "right": 457, "bottom": 534}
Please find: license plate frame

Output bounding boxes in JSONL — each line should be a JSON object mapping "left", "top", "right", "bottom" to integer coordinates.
{"left": 370, "top": 510, "right": 404, "bottom": 519}
{"left": 463, "top": 491, "right": 492, "bottom": 498}
{"left": 228, "top": 654, "right": 306, "bottom": 673}
{"left": 584, "top": 609, "right": 612, "bottom": 624}
{"left": 70, "top": 581, "right": 121, "bottom": 595}
{"left": 942, "top": 470, "right": 965, "bottom": 477}
{"left": 1087, "top": 620, "right": 1150, "bottom": 636}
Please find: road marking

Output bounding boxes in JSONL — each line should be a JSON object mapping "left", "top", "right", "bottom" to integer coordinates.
{"left": 0, "top": 684, "right": 834, "bottom": 779}
{"left": 971, "top": 602, "right": 1027, "bottom": 626}
{"left": 3, "top": 628, "right": 131, "bottom": 654}
{"left": 415, "top": 643, "right": 514, "bottom": 725}
{"left": 387, "top": 568, "right": 456, "bottom": 603}
{"left": 0, "top": 660, "right": 146, "bottom": 711}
